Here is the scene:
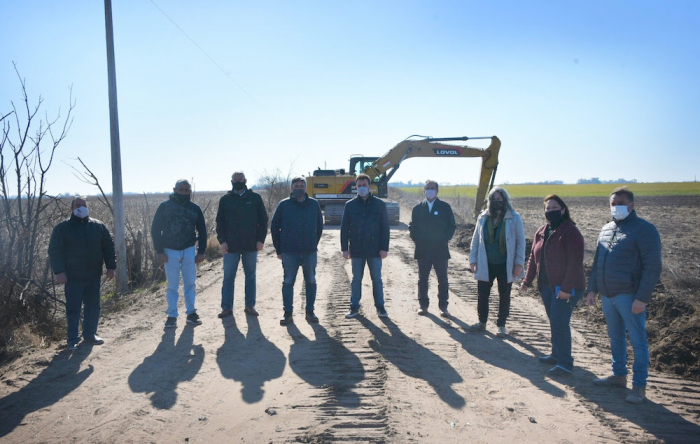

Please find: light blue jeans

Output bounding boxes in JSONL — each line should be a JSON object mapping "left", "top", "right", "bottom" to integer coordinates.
{"left": 602, "top": 294, "right": 649, "bottom": 387}
{"left": 221, "top": 251, "right": 258, "bottom": 310}
{"left": 281, "top": 252, "right": 317, "bottom": 312}
{"left": 164, "top": 246, "right": 197, "bottom": 317}
{"left": 350, "top": 257, "right": 385, "bottom": 310}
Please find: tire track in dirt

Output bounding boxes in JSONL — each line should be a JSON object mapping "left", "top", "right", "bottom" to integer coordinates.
{"left": 287, "top": 236, "right": 392, "bottom": 443}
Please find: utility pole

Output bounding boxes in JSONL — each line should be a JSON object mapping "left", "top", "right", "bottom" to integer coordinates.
{"left": 104, "top": 0, "right": 128, "bottom": 294}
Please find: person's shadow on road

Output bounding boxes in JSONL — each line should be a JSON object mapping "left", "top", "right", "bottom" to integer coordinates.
{"left": 428, "top": 312, "right": 566, "bottom": 398}
{"left": 216, "top": 315, "right": 285, "bottom": 403}
{"left": 0, "top": 346, "right": 94, "bottom": 437}
{"left": 287, "top": 322, "right": 364, "bottom": 408}
{"left": 357, "top": 315, "right": 466, "bottom": 408}
{"left": 433, "top": 313, "right": 700, "bottom": 442}
{"left": 128, "top": 325, "right": 204, "bottom": 409}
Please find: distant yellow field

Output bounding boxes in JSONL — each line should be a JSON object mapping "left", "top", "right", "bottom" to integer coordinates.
{"left": 397, "top": 182, "right": 700, "bottom": 198}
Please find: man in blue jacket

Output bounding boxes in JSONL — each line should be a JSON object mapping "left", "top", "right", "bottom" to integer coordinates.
{"left": 271, "top": 177, "right": 323, "bottom": 325}
{"left": 587, "top": 187, "right": 662, "bottom": 404}
{"left": 409, "top": 180, "right": 456, "bottom": 317}
{"left": 341, "top": 174, "right": 390, "bottom": 319}
{"left": 49, "top": 197, "right": 116, "bottom": 350}
{"left": 151, "top": 179, "right": 207, "bottom": 328}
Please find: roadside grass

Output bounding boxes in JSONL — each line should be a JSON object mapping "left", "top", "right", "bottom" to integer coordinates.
{"left": 397, "top": 182, "right": 700, "bottom": 198}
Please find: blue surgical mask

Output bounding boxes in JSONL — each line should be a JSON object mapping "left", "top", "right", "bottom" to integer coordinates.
{"left": 425, "top": 189, "right": 437, "bottom": 200}
{"left": 611, "top": 205, "right": 630, "bottom": 220}
{"left": 357, "top": 186, "right": 369, "bottom": 197}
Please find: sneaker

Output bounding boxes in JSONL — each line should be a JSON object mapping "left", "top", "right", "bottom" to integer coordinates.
{"left": 187, "top": 313, "right": 202, "bottom": 326}
{"left": 546, "top": 365, "right": 572, "bottom": 377}
{"left": 439, "top": 309, "right": 450, "bottom": 318}
{"left": 377, "top": 307, "right": 389, "bottom": 318}
{"left": 67, "top": 343, "right": 79, "bottom": 351}
{"left": 593, "top": 374, "right": 627, "bottom": 388}
{"left": 280, "top": 311, "right": 293, "bottom": 325}
{"left": 218, "top": 310, "right": 233, "bottom": 319}
{"left": 164, "top": 317, "right": 177, "bottom": 328}
{"left": 538, "top": 355, "right": 557, "bottom": 365}
{"left": 496, "top": 326, "right": 507, "bottom": 338}
{"left": 83, "top": 335, "right": 105, "bottom": 345}
{"left": 468, "top": 322, "right": 486, "bottom": 332}
{"left": 625, "top": 385, "right": 646, "bottom": 404}
{"left": 345, "top": 307, "right": 360, "bottom": 319}
{"left": 244, "top": 306, "right": 259, "bottom": 316}
{"left": 417, "top": 307, "right": 428, "bottom": 316}
{"left": 305, "top": 311, "right": 319, "bottom": 323}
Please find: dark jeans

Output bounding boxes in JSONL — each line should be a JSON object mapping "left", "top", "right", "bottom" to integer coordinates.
{"left": 476, "top": 263, "right": 512, "bottom": 326}
{"left": 350, "top": 257, "right": 384, "bottom": 310}
{"left": 417, "top": 258, "right": 449, "bottom": 310}
{"left": 65, "top": 278, "right": 101, "bottom": 345}
{"left": 221, "top": 251, "right": 258, "bottom": 310}
{"left": 282, "top": 252, "right": 317, "bottom": 312}
{"left": 539, "top": 285, "right": 583, "bottom": 371}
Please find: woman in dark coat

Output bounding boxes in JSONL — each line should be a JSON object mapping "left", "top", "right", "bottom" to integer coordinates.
{"left": 522, "top": 195, "right": 586, "bottom": 376}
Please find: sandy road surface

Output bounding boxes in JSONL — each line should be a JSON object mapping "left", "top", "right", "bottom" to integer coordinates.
{"left": 1, "top": 225, "right": 700, "bottom": 443}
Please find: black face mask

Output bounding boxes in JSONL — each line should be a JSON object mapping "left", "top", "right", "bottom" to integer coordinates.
{"left": 489, "top": 200, "right": 504, "bottom": 215}
{"left": 545, "top": 210, "right": 564, "bottom": 224}
{"left": 232, "top": 181, "right": 246, "bottom": 191}
{"left": 173, "top": 193, "right": 190, "bottom": 204}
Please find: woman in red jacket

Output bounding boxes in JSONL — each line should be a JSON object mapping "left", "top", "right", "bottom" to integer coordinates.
{"left": 522, "top": 195, "right": 586, "bottom": 377}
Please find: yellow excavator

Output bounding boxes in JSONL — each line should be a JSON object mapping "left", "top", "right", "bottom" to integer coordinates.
{"left": 305, "top": 135, "right": 501, "bottom": 225}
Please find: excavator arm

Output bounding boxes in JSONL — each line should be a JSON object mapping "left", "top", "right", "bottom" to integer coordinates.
{"left": 365, "top": 136, "right": 501, "bottom": 218}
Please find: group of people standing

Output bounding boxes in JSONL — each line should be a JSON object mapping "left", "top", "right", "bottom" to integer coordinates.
{"left": 48, "top": 174, "right": 661, "bottom": 405}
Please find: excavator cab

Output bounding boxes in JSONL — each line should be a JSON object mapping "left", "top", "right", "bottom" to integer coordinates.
{"left": 349, "top": 156, "right": 388, "bottom": 198}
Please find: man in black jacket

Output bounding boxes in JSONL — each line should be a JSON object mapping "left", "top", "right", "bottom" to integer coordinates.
{"left": 216, "top": 171, "right": 268, "bottom": 318}
{"left": 409, "top": 180, "right": 456, "bottom": 317}
{"left": 586, "top": 187, "right": 662, "bottom": 404}
{"left": 271, "top": 177, "right": 323, "bottom": 325}
{"left": 341, "top": 174, "right": 390, "bottom": 319}
{"left": 49, "top": 197, "right": 116, "bottom": 350}
{"left": 151, "top": 179, "right": 207, "bottom": 328}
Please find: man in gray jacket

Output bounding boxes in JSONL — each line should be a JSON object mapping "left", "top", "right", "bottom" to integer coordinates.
{"left": 151, "top": 179, "right": 207, "bottom": 328}
{"left": 587, "top": 186, "right": 662, "bottom": 404}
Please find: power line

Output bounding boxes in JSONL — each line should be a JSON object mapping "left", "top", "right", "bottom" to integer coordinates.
{"left": 148, "top": 0, "right": 258, "bottom": 105}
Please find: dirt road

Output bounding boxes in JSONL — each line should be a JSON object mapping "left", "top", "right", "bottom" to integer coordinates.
{"left": 2, "top": 223, "right": 700, "bottom": 443}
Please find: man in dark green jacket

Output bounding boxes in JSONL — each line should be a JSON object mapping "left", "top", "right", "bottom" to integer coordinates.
{"left": 49, "top": 197, "right": 116, "bottom": 350}
{"left": 409, "top": 180, "right": 456, "bottom": 317}
{"left": 151, "top": 179, "right": 207, "bottom": 328}
{"left": 216, "top": 171, "right": 268, "bottom": 318}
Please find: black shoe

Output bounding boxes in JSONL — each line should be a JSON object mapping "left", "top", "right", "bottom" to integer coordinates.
{"left": 345, "top": 307, "right": 360, "bottom": 319}
{"left": 67, "top": 342, "right": 79, "bottom": 351}
{"left": 538, "top": 355, "right": 557, "bottom": 365}
{"left": 280, "top": 311, "right": 293, "bottom": 325}
{"left": 164, "top": 317, "right": 177, "bottom": 328}
{"left": 305, "top": 311, "right": 319, "bottom": 323}
{"left": 83, "top": 335, "right": 104, "bottom": 345}
{"left": 377, "top": 307, "right": 389, "bottom": 318}
{"left": 187, "top": 313, "right": 202, "bottom": 325}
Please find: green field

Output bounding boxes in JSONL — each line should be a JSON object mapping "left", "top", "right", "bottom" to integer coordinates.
{"left": 396, "top": 182, "right": 700, "bottom": 198}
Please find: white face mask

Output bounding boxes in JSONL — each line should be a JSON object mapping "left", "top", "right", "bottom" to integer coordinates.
{"left": 611, "top": 205, "right": 629, "bottom": 220}
{"left": 73, "top": 206, "right": 89, "bottom": 219}
{"left": 357, "top": 186, "right": 369, "bottom": 197}
{"left": 425, "top": 189, "right": 437, "bottom": 200}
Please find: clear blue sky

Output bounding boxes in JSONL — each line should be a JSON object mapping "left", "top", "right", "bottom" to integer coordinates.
{"left": 1, "top": 1, "right": 698, "bottom": 195}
